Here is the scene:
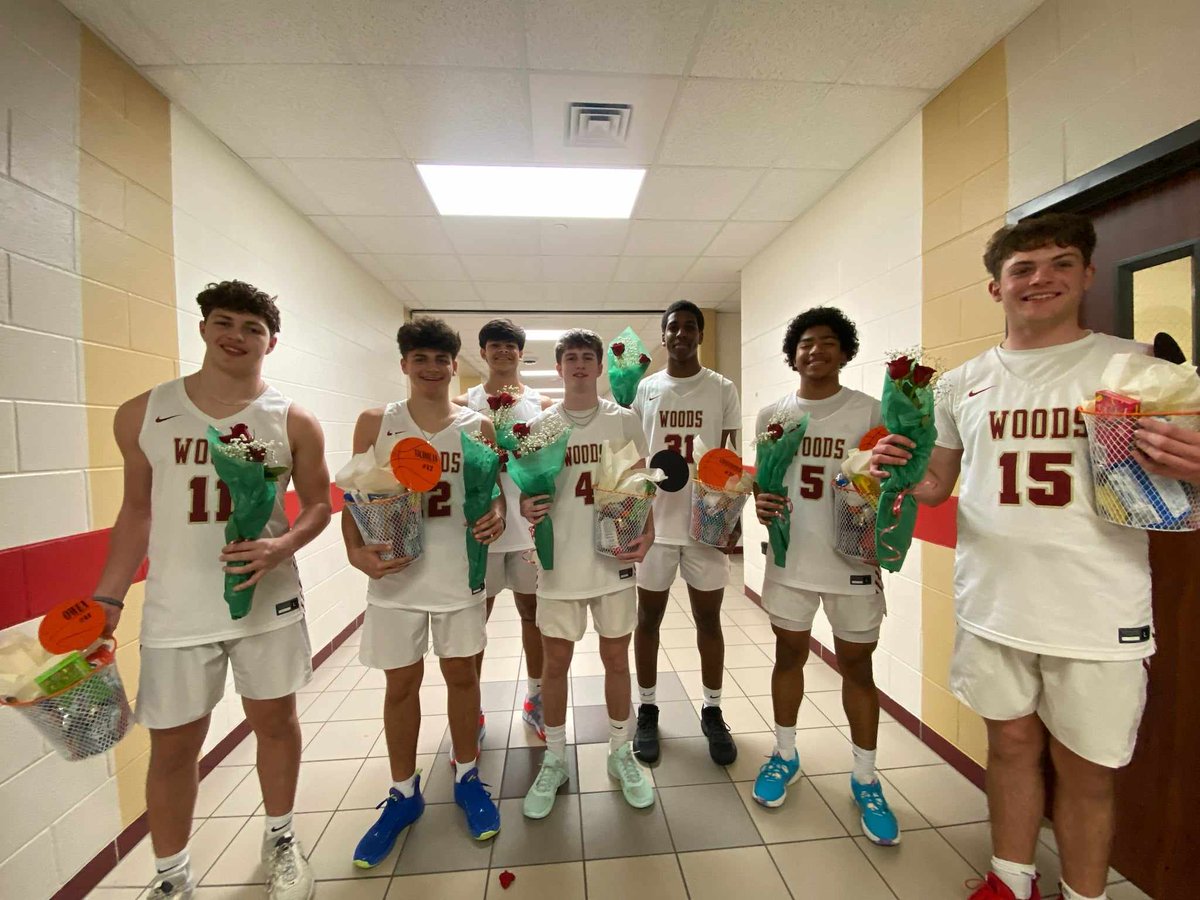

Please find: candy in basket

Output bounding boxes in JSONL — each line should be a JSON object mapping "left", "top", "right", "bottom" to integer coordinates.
{"left": 689, "top": 446, "right": 752, "bottom": 548}
{"left": 832, "top": 474, "right": 878, "bottom": 564}
{"left": 344, "top": 490, "right": 426, "bottom": 560}
{"left": 592, "top": 440, "right": 663, "bottom": 557}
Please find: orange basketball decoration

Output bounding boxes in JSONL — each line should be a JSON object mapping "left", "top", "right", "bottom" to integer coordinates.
{"left": 696, "top": 448, "right": 744, "bottom": 489}
{"left": 858, "top": 426, "right": 890, "bottom": 451}
{"left": 39, "top": 598, "right": 105, "bottom": 654}
{"left": 389, "top": 437, "right": 442, "bottom": 492}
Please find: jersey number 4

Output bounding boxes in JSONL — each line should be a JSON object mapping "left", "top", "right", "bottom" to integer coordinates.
{"left": 188, "top": 476, "right": 232, "bottom": 523}
{"left": 998, "top": 451, "right": 1073, "bottom": 507}
{"left": 575, "top": 471, "right": 595, "bottom": 505}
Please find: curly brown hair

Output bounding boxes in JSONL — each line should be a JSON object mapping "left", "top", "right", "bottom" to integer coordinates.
{"left": 196, "top": 280, "right": 282, "bottom": 334}
{"left": 983, "top": 213, "right": 1097, "bottom": 280}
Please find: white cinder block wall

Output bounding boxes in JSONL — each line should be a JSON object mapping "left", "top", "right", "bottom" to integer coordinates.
{"left": 739, "top": 118, "right": 925, "bottom": 718}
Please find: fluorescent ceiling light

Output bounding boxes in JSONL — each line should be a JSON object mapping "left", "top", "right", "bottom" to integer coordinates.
{"left": 416, "top": 164, "right": 645, "bottom": 218}
{"left": 541, "top": 388, "right": 565, "bottom": 394}
{"left": 520, "top": 370, "right": 560, "bottom": 377}
{"left": 524, "top": 329, "right": 567, "bottom": 341}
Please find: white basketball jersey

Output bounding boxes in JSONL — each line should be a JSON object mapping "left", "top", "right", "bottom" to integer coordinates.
{"left": 533, "top": 400, "right": 649, "bottom": 599}
{"left": 465, "top": 384, "right": 541, "bottom": 554}
{"left": 759, "top": 388, "right": 883, "bottom": 595}
{"left": 138, "top": 378, "right": 304, "bottom": 649}
{"left": 366, "top": 401, "right": 490, "bottom": 612}
{"left": 632, "top": 369, "right": 741, "bottom": 545}
{"left": 936, "top": 332, "right": 1152, "bottom": 660}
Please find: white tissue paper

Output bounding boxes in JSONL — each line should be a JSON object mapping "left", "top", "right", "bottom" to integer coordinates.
{"left": 596, "top": 440, "right": 664, "bottom": 493}
{"left": 334, "top": 449, "right": 403, "bottom": 499}
{"left": 1097, "top": 353, "right": 1200, "bottom": 412}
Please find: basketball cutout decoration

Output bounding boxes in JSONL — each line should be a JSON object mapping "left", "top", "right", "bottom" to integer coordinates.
{"left": 696, "top": 448, "right": 743, "bottom": 489}
{"left": 650, "top": 449, "right": 690, "bottom": 493}
{"left": 39, "top": 598, "right": 105, "bottom": 654}
{"left": 390, "top": 437, "right": 442, "bottom": 492}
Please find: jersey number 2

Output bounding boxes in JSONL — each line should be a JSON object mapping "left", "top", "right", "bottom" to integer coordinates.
{"left": 998, "top": 451, "right": 1073, "bottom": 507}
{"left": 188, "top": 476, "right": 232, "bottom": 524}
{"left": 427, "top": 482, "right": 452, "bottom": 518}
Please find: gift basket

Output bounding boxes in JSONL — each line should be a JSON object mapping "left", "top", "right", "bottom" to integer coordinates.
{"left": 592, "top": 441, "right": 662, "bottom": 557}
{"left": 832, "top": 473, "right": 878, "bottom": 564}
{"left": 336, "top": 448, "right": 427, "bottom": 561}
{"left": 689, "top": 439, "right": 753, "bottom": 547}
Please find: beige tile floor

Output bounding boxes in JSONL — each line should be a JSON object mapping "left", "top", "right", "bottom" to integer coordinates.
{"left": 93, "top": 561, "right": 1150, "bottom": 899}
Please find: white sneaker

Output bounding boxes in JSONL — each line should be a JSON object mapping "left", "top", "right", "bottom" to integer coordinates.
{"left": 145, "top": 868, "right": 196, "bottom": 898}
{"left": 263, "top": 831, "right": 315, "bottom": 899}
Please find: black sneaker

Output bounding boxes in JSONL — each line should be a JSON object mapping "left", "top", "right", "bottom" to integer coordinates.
{"left": 700, "top": 705, "right": 738, "bottom": 766}
{"left": 633, "top": 703, "right": 660, "bottom": 763}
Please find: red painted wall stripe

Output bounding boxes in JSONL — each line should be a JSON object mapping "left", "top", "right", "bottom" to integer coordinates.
{"left": 914, "top": 496, "right": 957, "bottom": 549}
{"left": 0, "top": 484, "right": 346, "bottom": 632}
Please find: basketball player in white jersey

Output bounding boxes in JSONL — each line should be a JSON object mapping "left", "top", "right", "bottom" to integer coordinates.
{"left": 630, "top": 300, "right": 742, "bottom": 767}
{"left": 751, "top": 307, "right": 900, "bottom": 845}
{"left": 91, "top": 281, "right": 330, "bottom": 900}
{"left": 346, "top": 318, "right": 506, "bottom": 865}
{"left": 871, "top": 214, "right": 1200, "bottom": 900}
{"left": 454, "top": 318, "right": 554, "bottom": 741}
{"left": 520, "top": 330, "right": 656, "bottom": 818}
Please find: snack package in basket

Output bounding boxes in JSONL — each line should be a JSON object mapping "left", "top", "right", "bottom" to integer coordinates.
{"left": 506, "top": 415, "right": 574, "bottom": 570}
{"left": 690, "top": 437, "right": 753, "bottom": 547}
{"left": 752, "top": 411, "right": 809, "bottom": 566}
{"left": 462, "top": 431, "right": 503, "bottom": 591}
{"left": 1079, "top": 353, "right": 1200, "bottom": 531}
{"left": 592, "top": 440, "right": 663, "bottom": 557}
{"left": 606, "top": 327, "right": 653, "bottom": 408}
{"left": 830, "top": 427, "right": 890, "bottom": 564}
{"left": 335, "top": 449, "right": 425, "bottom": 561}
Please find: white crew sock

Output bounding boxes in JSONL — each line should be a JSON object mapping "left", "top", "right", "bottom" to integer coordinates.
{"left": 155, "top": 849, "right": 189, "bottom": 876}
{"left": 991, "top": 856, "right": 1037, "bottom": 900}
{"left": 264, "top": 811, "right": 294, "bottom": 839}
{"left": 392, "top": 773, "right": 418, "bottom": 798}
{"left": 545, "top": 723, "right": 567, "bottom": 761}
{"left": 639, "top": 684, "right": 656, "bottom": 706}
{"left": 454, "top": 758, "right": 476, "bottom": 781}
{"left": 609, "top": 717, "right": 629, "bottom": 754}
{"left": 774, "top": 723, "right": 797, "bottom": 761}
{"left": 527, "top": 677, "right": 542, "bottom": 699}
{"left": 851, "top": 744, "right": 878, "bottom": 784}
{"left": 1060, "top": 882, "right": 1105, "bottom": 900}
{"left": 702, "top": 685, "right": 722, "bottom": 708}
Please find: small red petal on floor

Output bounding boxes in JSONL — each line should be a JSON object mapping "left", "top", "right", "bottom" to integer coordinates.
{"left": 499, "top": 870, "right": 516, "bottom": 889}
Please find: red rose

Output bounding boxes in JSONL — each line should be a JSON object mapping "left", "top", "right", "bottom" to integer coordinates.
{"left": 611, "top": 342, "right": 625, "bottom": 357}
{"left": 638, "top": 353, "right": 651, "bottom": 366}
{"left": 912, "top": 364, "right": 935, "bottom": 387}
{"left": 221, "top": 423, "right": 253, "bottom": 443}
{"left": 766, "top": 423, "right": 784, "bottom": 440}
{"left": 887, "top": 356, "right": 912, "bottom": 380}
{"left": 247, "top": 446, "right": 266, "bottom": 462}
{"left": 486, "top": 395, "right": 502, "bottom": 411}
{"left": 498, "top": 392, "right": 515, "bottom": 406}
{"left": 499, "top": 871, "right": 516, "bottom": 890}
{"left": 512, "top": 422, "right": 530, "bottom": 438}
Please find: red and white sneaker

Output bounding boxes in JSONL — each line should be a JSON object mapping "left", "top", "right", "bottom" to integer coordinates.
{"left": 966, "top": 873, "right": 1042, "bottom": 900}
{"left": 522, "top": 693, "right": 546, "bottom": 741}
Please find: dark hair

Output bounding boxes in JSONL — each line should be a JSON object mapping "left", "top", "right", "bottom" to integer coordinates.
{"left": 478, "top": 318, "right": 526, "bottom": 351}
{"left": 397, "top": 317, "right": 461, "bottom": 358}
{"left": 782, "top": 306, "right": 859, "bottom": 370}
{"left": 196, "top": 280, "right": 281, "bottom": 335}
{"left": 983, "top": 213, "right": 1097, "bottom": 280}
{"left": 555, "top": 329, "right": 604, "bottom": 363}
{"left": 661, "top": 299, "right": 704, "bottom": 333}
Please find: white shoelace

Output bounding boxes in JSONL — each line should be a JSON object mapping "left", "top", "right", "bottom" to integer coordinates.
{"left": 268, "top": 837, "right": 301, "bottom": 888}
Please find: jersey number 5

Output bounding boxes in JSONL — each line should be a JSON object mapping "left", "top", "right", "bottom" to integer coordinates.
{"left": 188, "top": 476, "right": 233, "bottom": 524}
{"left": 798, "top": 465, "right": 824, "bottom": 500}
{"left": 998, "top": 451, "right": 1073, "bottom": 507}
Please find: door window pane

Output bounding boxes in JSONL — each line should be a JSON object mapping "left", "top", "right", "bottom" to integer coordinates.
{"left": 1132, "top": 255, "right": 1194, "bottom": 363}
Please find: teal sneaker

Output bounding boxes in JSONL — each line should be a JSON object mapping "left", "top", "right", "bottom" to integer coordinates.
{"left": 851, "top": 776, "right": 900, "bottom": 845}
{"left": 607, "top": 743, "right": 655, "bottom": 809}
{"left": 523, "top": 750, "right": 569, "bottom": 819}
{"left": 752, "top": 752, "right": 801, "bottom": 807}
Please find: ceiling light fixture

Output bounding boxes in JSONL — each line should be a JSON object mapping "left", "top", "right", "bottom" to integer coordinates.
{"left": 519, "top": 370, "right": 560, "bottom": 377}
{"left": 415, "top": 164, "right": 645, "bottom": 218}
{"left": 523, "top": 329, "right": 568, "bottom": 342}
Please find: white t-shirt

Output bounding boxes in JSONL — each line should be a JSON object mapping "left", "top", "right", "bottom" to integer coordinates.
{"left": 464, "top": 384, "right": 542, "bottom": 554}
{"left": 366, "top": 401, "right": 491, "bottom": 612}
{"left": 139, "top": 378, "right": 304, "bottom": 649}
{"left": 632, "top": 368, "right": 741, "bottom": 545}
{"left": 758, "top": 388, "right": 883, "bottom": 595}
{"left": 532, "top": 400, "right": 650, "bottom": 599}
{"left": 935, "top": 332, "right": 1152, "bottom": 660}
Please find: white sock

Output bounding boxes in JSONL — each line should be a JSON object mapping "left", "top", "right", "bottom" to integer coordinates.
{"left": 392, "top": 773, "right": 418, "bottom": 798}
{"left": 639, "top": 684, "right": 656, "bottom": 706}
{"left": 454, "top": 758, "right": 476, "bottom": 781}
{"left": 155, "top": 849, "right": 189, "bottom": 875}
{"left": 264, "top": 811, "right": 294, "bottom": 839}
{"left": 545, "top": 723, "right": 567, "bottom": 760}
{"left": 991, "top": 857, "right": 1037, "bottom": 900}
{"left": 1060, "top": 882, "right": 1104, "bottom": 900}
{"left": 774, "top": 723, "right": 797, "bottom": 760}
{"left": 527, "top": 677, "right": 542, "bottom": 699}
{"left": 608, "top": 717, "right": 628, "bottom": 754}
{"left": 851, "top": 744, "right": 877, "bottom": 784}
{"left": 702, "top": 685, "right": 722, "bottom": 708}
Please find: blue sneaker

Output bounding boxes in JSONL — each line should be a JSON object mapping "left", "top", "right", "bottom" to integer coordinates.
{"left": 454, "top": 767, "right": 501, "bottom": 840}
{"left": 353, "top": 777, "right": 425, "bottom": 868}
{"left": 752, "top": 752, "right": 801, "bottom": 807}
{"left": 851, "top": 776, "right": 900, "bottom": 845}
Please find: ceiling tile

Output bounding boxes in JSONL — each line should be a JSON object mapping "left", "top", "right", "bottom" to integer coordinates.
{"left": 336, "top": 0, "right": 527, "bottom": 67}
{"left": 337, "top": 216, "right": 453, "bottom": 254}
{"left": 539, "top": 219, "right": 630, "bottom": 256}
{"left": 622, "top": 220, "right": 722, "bottom": 257}
{"left": 732, "top": 168, "right": 844, "bottom": 221}
{"left": 614, "top": 256, "right": 694, "bottom": 283}
{"left": 403, "top": 281, "right": 482, "bottom": 306}
{"left": 366, "top": 68, "right": 533, "bottom": 163}
{"left": 543, "top": 282, "right": 608, "bottom": 307}
{"left": 243, "top": 158, "right": 331, "bottom": 216}
{"left": 657, "top": 80, "right": 829, "bottom": 167}
{"left": 672, "top": 282, "right": 739, "bottom": 304}
{"left": 773, "top": 84, "right": 931, "bottom": 169}
{"left": 605, "top": 282, "right": 675, "bottom": 305}
{"left": 378, "top": 254, "right": 467, "bottom": 281}
{"left": 443, "top": 218, "right": 542, "bottom": 255}
{"left": 683, "top": 256, "right": 748, "bottom": 283}
{"left": 381, "top": 280, "right": 417, "bottom": 302}
{"left": 61, "top": 0, "right": 179, "bottom": 65}
{"left": 524, "top": 0, "right": 710, "bottom": 75}
{"left": 704, "top": 221, "right": 787, "bottom": 257}
{"left": 352, "top": 253, "right": 395, "bottom": 281}
{"left": 476, "top": 282, "right": 547, "bottom": 308}
{"left": 282, "top": 159, "right": 435, "bottom": 216}
{"left": 540, "top": 256, "right": 619, "bottom": 283}
{"left": 142, "top": 66, "right": 268, "bottom": 151}
{"left": 529, "top": 73, "right": 680, "bottom": 165}
{"left": 309, "top": 216, "right": 367, "bottom": 252}
{"left": 460, "top": 256, "right": 544, "bottom": 282}
{"left": 633, "top": 167, "right": 762, "bottom": 220}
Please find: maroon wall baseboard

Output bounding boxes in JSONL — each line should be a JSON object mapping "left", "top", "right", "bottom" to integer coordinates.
{"left": 743, "top": 584, "right": 986, "bottom": 792}
{"left": 52, "top": 612, "right": 366, "bottom": 900}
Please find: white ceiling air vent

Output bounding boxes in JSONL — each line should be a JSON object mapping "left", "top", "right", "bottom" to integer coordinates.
{"left": 566, "top": 102, "right": 632, "bottom": 148}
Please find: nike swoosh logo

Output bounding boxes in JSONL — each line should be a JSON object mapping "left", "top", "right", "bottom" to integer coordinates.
{"left": 155, "top": 414, "right": 181, "bottom": 423}
{"left": 386, "top": 430, "right": 406, "bottom": 436}
{"left": 967, "top": 387, "right": 994, "bottom": 398}
{"left": 647, "top": 395, "right": 660, "bottom": 402}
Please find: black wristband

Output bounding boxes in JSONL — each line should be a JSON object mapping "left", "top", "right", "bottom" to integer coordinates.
{"left": 92, "top": 596, "right": 125, "bottom": 610}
